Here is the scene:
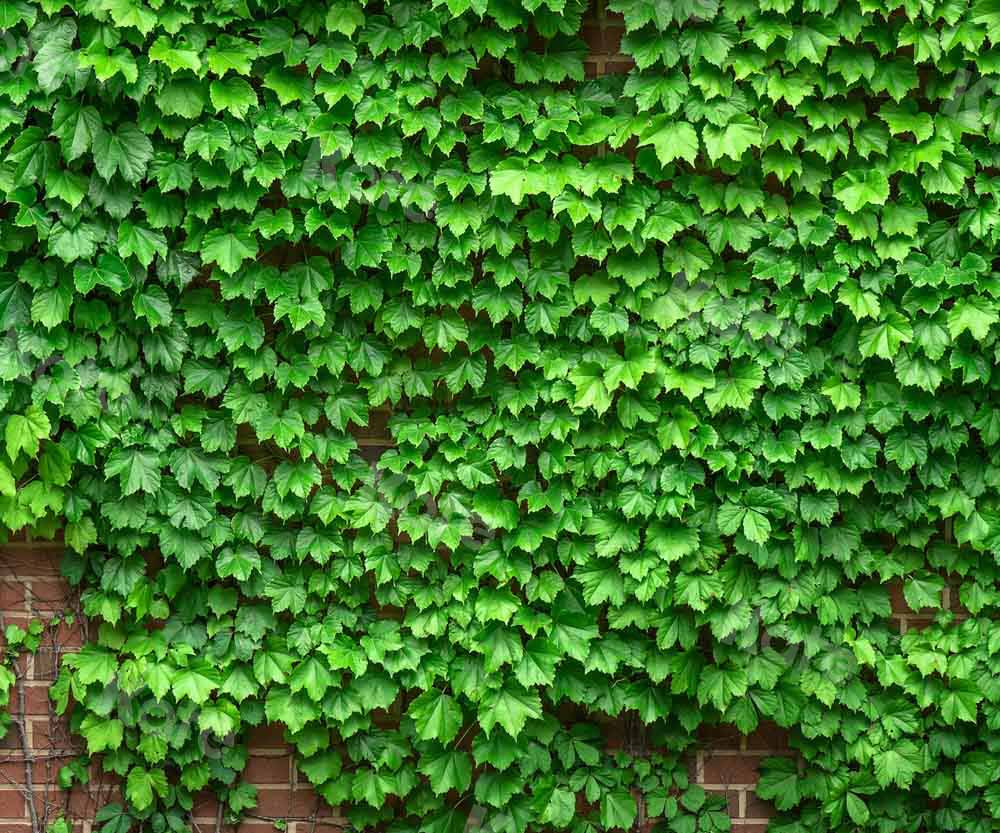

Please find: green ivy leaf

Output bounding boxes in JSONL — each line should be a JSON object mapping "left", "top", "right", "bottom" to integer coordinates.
{"left": 479, "top": 684, "right": 542, "bottom": 739}
{"left": 5, "top": 405, "right": 50, "bottom": 462}
{"left": 833, "top": 170, "right": 890, "bottom": 213}
{"left": 126, "top": 767, "right": 169, "bottom": 812}
{"left": 92, "top": 123, "right": 153, "bottom": 184}
{"left": 419, "top": 748, "right": 472, "bottom": 795}
{"left": 600, "top": 790, "right": 637, "bottom": 830}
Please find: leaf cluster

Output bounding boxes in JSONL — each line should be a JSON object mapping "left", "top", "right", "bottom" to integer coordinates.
{"left": 3, "top": 0, "right": 1000, "bottom": 831}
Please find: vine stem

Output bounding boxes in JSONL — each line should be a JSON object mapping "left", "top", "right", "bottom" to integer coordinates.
{"left": 13, "top": 656, "right": 40, "bottom": 833}
{"left": 244, "top": 813, "right": 350, "bottom": 827}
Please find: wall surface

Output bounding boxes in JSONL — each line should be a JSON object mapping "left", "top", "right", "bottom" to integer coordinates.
{"left": 0, "top": 534, "right": 943, "bottom": 833}
{"left": 0, "top": 413, "right": 800, "bottom": 833}
{"left": 0, "top": 539, "right": 788, "bottom": 833}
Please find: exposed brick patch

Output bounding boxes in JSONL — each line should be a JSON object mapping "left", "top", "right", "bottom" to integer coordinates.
{"left": 745, "top": 792, "right": 776, "bottom": 820}
{"left": 0, "top": 550, "right": 64, "bottom": 578}
{"left": 0, "top": 789, "right": 27, "bottom": 818}
{"left": 247, "top": 724, "right": 291, "bottom": 751}
{"left": 26, "top": 582, "right": 71, "bottom": 615}
{"left": 0, "top": 585, "right": 25, "bottom": 610}
{"left": 29, "top": 650, "right": 59, "bottom": 682}
{"left": 744, "top": 722, "right": 790, "bottom": 751}
{"left": 254, "top": 784, "right": 322, "bottom": 817}
{"left": 245, "top": 755, "right": 293, "bottom": 784}
{"left": 702, "top": 752, "right": 762, "bottom": 786}
{"left": 0, "top": 557, "right": 800, "bottom": 831}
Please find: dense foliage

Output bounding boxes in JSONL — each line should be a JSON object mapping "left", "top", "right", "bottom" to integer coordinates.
{"left": 4, "top": 0, "right": 1000, "bottom": 830}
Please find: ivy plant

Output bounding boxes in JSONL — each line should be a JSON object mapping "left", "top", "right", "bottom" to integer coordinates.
{"left": 3, "top": 0, "right": 1000, "bottom": 831}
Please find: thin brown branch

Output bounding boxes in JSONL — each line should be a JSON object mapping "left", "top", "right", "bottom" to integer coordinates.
{"left": 14, "top": 660, "right": 40, "bottom": 833}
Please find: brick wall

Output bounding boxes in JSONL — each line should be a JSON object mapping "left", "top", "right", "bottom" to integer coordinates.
{"left": 0, "top": 533, "right": 942, "bottom": 833}
{"left": 0, "top": 448, "right": 797, "bottom": 833}
{"left": 0, "top": 544, "right": 110, "bottom": 833}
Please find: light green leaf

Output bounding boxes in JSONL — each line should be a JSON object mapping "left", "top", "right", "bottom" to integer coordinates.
{"left": 637, "top": 117, "right": 699, "bottom": 165}
{"left": 703, "top": 116, "right": 761, "bottom": 161}
{"left": 5, "top": 405, "right": 51, "bottom": 461}
{"left": 126, "top": 767, "right": 168, "bottom": 812}
{"left": 479, "top": 684, "right": 542, "bottom": 738}
{"left": 201, "top": 229, "right": 259, "bottom": 274}
{"left": 833, "top": 170, "right": 890, "bottom": 213}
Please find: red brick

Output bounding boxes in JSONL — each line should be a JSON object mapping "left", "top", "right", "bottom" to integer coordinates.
{"left": 192, "top": 791, "right": 220, "bottom": 819}
{"left": 579, "top": 25, "right": 622, "bottom": 55}
{"left": 308, "top": 822, "right": 352, "bottom": 833}
{"left": 0, "top": 550, "right": 63, "bottom": 577}
{"left": 603, "top": 26, "right": 623, "bottom": 54}
{"left": 697, "top": 725, "right": 742, "bottom": 748}
{"left": 87, "top": 761, "right": 110, "bottom": 783}
{"left": 0, "top": 759, "right": 25, "bottom": 783}
{"left": 248, "top": 725, "right": 289, "bottom": 751}
{"left": 240, "top": 786, "right": 323, "bottom": 817}
{"left": 744, "top": 722, "right": 789, "bottom": 751}
{"left": 744, "top": 793, "right": 776, "bottom": 819}
{"left": 604, "top": 59, "right": 634, "bottom": 74}
{"left": 581, "top": 25, "right": 604, "bottom": 51}
{"left": 0, "top": 583, "right": 25, "bottom": 610}
{"left": 351, "top": 410, "right": 390, "bottom": 443}
{"left": 31, "top": 648, "right": 60, "bottom": 681}
{"left": 888, "top": 581, "right": 910, "bottom": 613}
{"left": 245, "top": 755, "right": 292, "bottom": 784}
{"left": 195, "top": 826, "right": 268, "bottom": 833}
{"left": 31, "top": 719, "right": 76, "bottom": 751}
{"left": 701, "top": 754, "right": 760, "bottom": 786}
{"left": 290, "top": 786, "right": 322, "bottom": 815}
{"left": 573, "top": 145, "right": 602, "bottom": 162}
{"left": 23, "top": 686, "right": 52, "bottom": 715}
{"left": 0, "top": 789, "right": 26, "bottom": 818}
{"left": 0, "top": 725, "right": 22, "bottom": 754}
{"left": 254, "top": 787, "right": 297, "bottom": 816}
{"left": 27, "top": 580, "right": 70, "bottom": 608}
{"left": 48, "top": 620, "right": 84, "bottom": 648}
{"left": 64, "top": 786, "right": 103, "bottom": 815}
{"left": 16, "top": 758, "right": 77, "bottom": 786}
{"left": 28, "top": 719, "right": 58, "bottom": 747}
{"left": 310, "top": 821, "right": 352, "bottom": 832}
